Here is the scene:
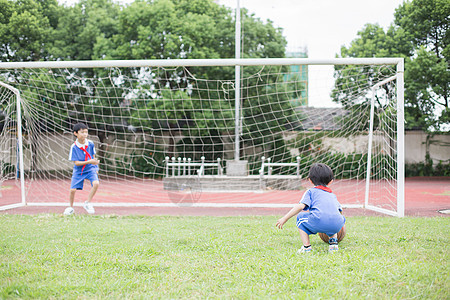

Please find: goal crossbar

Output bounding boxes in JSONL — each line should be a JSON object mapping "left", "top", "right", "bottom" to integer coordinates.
{"left": 0, "top": 58, "right": 403, "bottom": 69}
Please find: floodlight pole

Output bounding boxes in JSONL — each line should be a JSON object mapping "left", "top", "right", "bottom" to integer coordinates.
{"left": 234, "top": 0, "right": 241, "bottom": 161}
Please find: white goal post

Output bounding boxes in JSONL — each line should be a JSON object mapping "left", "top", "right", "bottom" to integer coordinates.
{"left": 0, "top": 58, "right": 405, "bottom": 217}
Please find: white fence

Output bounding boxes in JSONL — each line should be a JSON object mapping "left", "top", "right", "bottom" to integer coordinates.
{"left": 165, "top": 156, "right": 223, "bottom": 177}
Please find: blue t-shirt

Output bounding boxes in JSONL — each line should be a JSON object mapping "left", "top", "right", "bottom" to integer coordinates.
{"left": 69, "top": 139, "right": 98, "bottom": 175}
{"left": 299, "top": 186, "right": 345, "bottom": 232}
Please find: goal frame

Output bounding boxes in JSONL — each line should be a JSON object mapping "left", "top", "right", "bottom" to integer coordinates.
{"left": 0, "top": 58, "right": 405, "bottom": 217}
{"left": 365, "top": 73, "right": 405, "bottom": 217}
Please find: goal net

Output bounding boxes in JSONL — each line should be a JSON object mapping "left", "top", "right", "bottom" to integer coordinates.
{"left": 0, "top": 58, "right": 404, "bottom": 216}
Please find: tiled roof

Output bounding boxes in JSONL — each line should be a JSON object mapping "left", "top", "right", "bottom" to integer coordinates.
{"left": 295, "top": 107, "right": 349, "bottom": 131}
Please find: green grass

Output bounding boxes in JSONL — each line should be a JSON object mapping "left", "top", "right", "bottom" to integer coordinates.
{"left": 0, "top": 214, "right": 448, "bottom": 299}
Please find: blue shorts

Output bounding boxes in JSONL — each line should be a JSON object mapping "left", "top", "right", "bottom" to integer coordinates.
{"left": 70, "top": 171, "right": 99, "bottom": 190}
{"left": 296, "top": 212, "right": 345, "bottom": 236}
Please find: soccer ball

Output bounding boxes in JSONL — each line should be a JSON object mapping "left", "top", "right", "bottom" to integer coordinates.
{"left": 318, "top": 225, "right": 346, "bottom": 243}
{"left": 63, "top": 207, "right": 74, "bottom": 216}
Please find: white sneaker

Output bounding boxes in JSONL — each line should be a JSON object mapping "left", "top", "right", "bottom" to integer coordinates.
{"left": 328, "top": 237, "right": 339, "bottom": 252}
{"left": 329, "top": 244, "right": 339, "bottom": 252}
{"left": 83, "top": 201, "right": 95, "bottom": 214}
{"left": 64, "top": 207, "right": 74, "bottom": 216}
{"left": 297, "top": 246, "right": 312, "bottom": 254}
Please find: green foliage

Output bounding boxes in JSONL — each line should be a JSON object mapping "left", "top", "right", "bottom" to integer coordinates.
{"left": 294, "top": 152, "right": 393, "bottom": 180}
{"left": 0, "top": 0, "right": 60, "bottom": 61}
{"left": 0, "top": 0, "right": 290, "bottom": 169}
{"left": 404, "top": 46, "right": 450, "bottom": 130}
{"left": 239, "top": 67, "right": 299, "bottom": 164}
{"left": 50, "top": 0, "right": 120, "bottom": 61}
{"left": 19, "top": 70, "right": 70, "bottom": 133}
{"left": 0, "top": 161, "right": 14, "bottom": 176}
{"left": 130, "top": 146, "right": 169, "bottom": 178}
{"left": 434, "top": 160, "right": 450, "bottom": 176}
{"left": 334, "top": 0, "right": 450, "bottom": 131}
{"left": 176, "top": 136, "right": 225, "bottom": 163}
{"left": 405, "top": 153, "right": 450, "bottom": 176}
{"left": 103, "top": 0, "right": 285, "bottom": 60}
{"left": 394, "top": 0, "right": 449, "bottom": 59}
{"left": 332, "top": 23, "right": 405, "bottom": 114}
{"left": 99, "top": 135, "right": 166, "bottom": 178}
{"left": 290, "top": 131, "right": 401, "bottom": 179}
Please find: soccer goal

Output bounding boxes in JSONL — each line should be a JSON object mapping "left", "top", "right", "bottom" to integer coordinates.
{"left": 0, "top": 58, "right": 404, "bottom": 217}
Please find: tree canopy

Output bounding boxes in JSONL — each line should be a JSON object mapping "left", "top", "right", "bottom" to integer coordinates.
{"left": 0, "top": 0, "right": 286, "bottom": 62}
{"left": 0, "top": 0, "right": 296, "bottom": 164}
{"left": 333, "top": 0, "right": 449, "bottom": 131}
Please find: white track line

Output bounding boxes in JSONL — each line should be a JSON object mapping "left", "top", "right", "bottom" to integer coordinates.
{"left": 0, "top": 203, "right": 25, "bottom": 211}
{"left": 25, "top": 202, "right": 363, "bottom": 209}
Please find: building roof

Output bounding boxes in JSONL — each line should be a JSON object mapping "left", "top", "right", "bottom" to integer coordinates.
{"left": 295, "top": 107, "right": 349, "bottom": 131}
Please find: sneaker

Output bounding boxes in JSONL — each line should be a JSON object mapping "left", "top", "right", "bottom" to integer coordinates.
{"left": 329, "top": 237, "right": 339, "bottom": 252}
{"left": 63, "top": 207, "right": 74, "bottom": 216}
{"left": 83, "top": 201, "right": 95, "bottom": 214}
{"left": 297, "top": 246, "right": 312, "bottom": 254}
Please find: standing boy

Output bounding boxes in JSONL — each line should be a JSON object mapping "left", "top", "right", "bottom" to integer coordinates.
{"left": 64, "top": 123, "right": 99, "bottom": 215}
{"left": 275, "top": 163, "right": 345, "bottom": 253}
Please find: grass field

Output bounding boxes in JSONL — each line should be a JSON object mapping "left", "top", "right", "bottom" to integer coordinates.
{"left": 0, "top": 214, "right": 449, "bottom": 298}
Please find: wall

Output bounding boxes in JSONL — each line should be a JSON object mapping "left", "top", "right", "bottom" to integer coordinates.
{"left": 404, "top": 131, "right": 450, "bottom": 164}
{"left": 0, "top": 130, "right": 448, "bottom": 172}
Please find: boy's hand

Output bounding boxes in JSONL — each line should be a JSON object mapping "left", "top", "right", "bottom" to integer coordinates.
{"left": 90, "top": 158, "right": 100, "bottom": 165}
{"left": 275, "top": 217, "right": 286, "bottom": 229}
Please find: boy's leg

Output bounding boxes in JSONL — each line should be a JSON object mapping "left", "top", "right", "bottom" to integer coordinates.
{"left": 328, "top": 233, "right": 339, "bottom": 252}
{"left": 87, "top": 180, "right": 99, "bottom": 203}
{"left": 296, "top": 212, "right": 313, "bottom": 253}
{"left": 64, "top": 188, "right": 77, "bottom": 215}
{"left": 83, "top": 175, "right": 98, "bottom": 214}
{"left": 297, "top": 229, "right": 312, "bottom": 253}
{"left": 69, "top": 189, "right": 77, "bottom": 207}
{"left": 298, "top": 228, "right": 311, "bottom": 247}
{"left": 69, "top": 173, "right": 84, "bottom": 208}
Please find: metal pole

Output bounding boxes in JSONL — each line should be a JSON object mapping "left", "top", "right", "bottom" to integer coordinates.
{"left": 0, "top": 82, "right": 26, "bottom": 207}
{"left": 16, "top": 94, "right": 26, "bottom": 206}
{"left": 396, "top": 60, "right": 405, "bottom": 217}
{"left": 364, "top": 86, "right": 376, "bottom": 208}
{"left": 234, "top": 0, "right": 241, "bottom": 161}
{"left": 0, "top": 58, "right": 404, "bottom": 69}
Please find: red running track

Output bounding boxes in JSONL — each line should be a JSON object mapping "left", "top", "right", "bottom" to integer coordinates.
{"left": 0, "top": 177, "right": 449, "bottom": 217}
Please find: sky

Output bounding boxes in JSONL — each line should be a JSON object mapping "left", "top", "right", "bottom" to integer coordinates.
{"left": 218, "top": 0, "right": 406, "bottom": 58}
{"left": 217, "top": 0, "right": 406, "bottom": 107}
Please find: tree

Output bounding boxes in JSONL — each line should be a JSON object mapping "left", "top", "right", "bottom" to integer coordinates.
{"left": 50, "top": 0, "right": 120, "bottom": 61}
{"left": 100, "top": 0, "right": 290, "bottom": 160}
{"left": 331, "top": 23, "right": 412, "bottom": 132}
{"left": 333, "top": 0, "right": 449, "bottom": 131}
{"left": 0, "top": 0, "right": 60, "bottom": 61}
{"left": 394, "top": 0, "right": 449, "bottom": 130}
{"left": 395, "top": 0, "right": 449, "bottom": 60}
{"left": 0, "top": 0, "right": 292, "bottom": 166}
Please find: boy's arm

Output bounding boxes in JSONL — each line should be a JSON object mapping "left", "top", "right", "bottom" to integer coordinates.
{"left": 275, "top": 203, "right": 306, "bottom": 229}
{"left": 74, "top": 158, "right": 99, "bottom": 166}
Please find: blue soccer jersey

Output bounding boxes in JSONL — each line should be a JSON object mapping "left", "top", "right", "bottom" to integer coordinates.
{"left": 69, "top": 139, "right": 98, "bottom": 175}
{"left": 296, "top": 186, "right": 345, "bottom": 236}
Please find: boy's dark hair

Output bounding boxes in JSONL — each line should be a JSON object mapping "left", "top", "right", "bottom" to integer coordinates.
{"left": 308, "top": 163, "right": 334, "bottom": 186}
{"left": 73, "top": 123, "right": 88, "bottom": 133}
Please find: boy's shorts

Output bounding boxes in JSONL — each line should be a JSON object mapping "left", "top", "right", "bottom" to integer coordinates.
{"left": 70, "top": 171, "right": 99, "bottom": 190}
{"left": 296, "top": 212, "right": 345, "bottom": 236}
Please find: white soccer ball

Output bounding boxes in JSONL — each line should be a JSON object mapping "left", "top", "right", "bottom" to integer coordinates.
{"left": 63, "top": 207, "right": 74, "bottom": 216}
